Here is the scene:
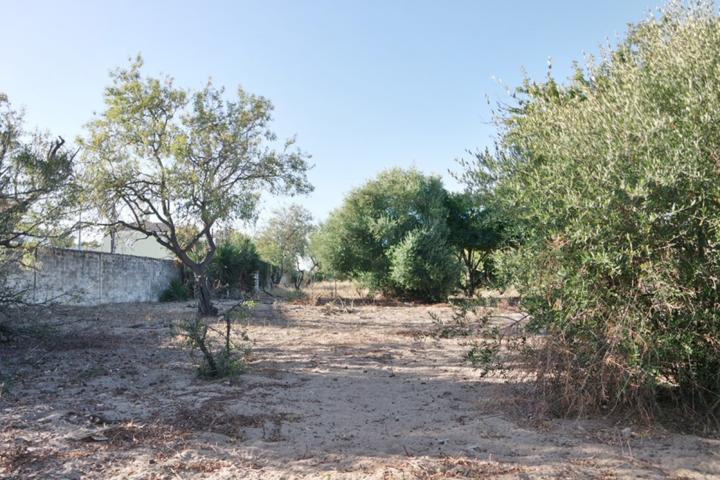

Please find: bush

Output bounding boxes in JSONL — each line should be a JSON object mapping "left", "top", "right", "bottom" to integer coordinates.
{"left": 389, "top": 227, "right": 460, "bottom": 302}
{"left": 470, "top": 2, "right": 720, "bottom": 419}
{"left": 314, "top": 168, "right": 460, "bottom": 302}
{"left": 159, "top": 278, "right": 192, "bottom": 302}
{"left": 209, "top": 233, "right": 261, "bottom": 296}
{"left": 178, "top": 302, "right": 254, "bottom": 378}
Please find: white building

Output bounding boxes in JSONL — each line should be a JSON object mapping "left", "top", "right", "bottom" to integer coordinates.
{"left": 100, "top": 224, "right": 174, "bottom": 260}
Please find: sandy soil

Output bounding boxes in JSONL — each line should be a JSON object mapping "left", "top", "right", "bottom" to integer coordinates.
{"left": 1, "top": 298, "right": 719, "bottom": 479}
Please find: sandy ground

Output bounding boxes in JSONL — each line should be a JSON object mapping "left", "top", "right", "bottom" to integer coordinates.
{"left": 1, "top": 298, "right": 719, "bottom": 479}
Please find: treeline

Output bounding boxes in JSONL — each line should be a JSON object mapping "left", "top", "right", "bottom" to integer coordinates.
{"left": 1, "top": 56, "right": 313, "bottom": 317}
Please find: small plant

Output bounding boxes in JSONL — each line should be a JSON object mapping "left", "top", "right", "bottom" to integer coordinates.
{"left": 465, "top": 315, "right": 529, "bottom": 378}
{"left": 429, "top": 311, "right": 469, "bottom": 338}
{"left": 178, "top": 301, "right": 254, "bottom": 378}
{"left": 466, "top": 337, "right": 501, "bottom": 376}
{"left": 160, "top": 279, "right": 192, "bottom": 302}
{"left": 429, "top": 299, "right": 487, "bottom": 338}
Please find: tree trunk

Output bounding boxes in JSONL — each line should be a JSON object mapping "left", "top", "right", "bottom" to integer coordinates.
{"left": 108, "top": 204, "right": 119, "bottom": 254}
{"left": 293, "top": 270, "right": 304, "bottom": 290}
{"left": 195, "top": 272, "right": 217, "bottom": 316}
{"left": 109, "top": 227, "right": 117, "bottom": 254}
{"left": 463, "top": 249, "right": 477, "bottom": 297}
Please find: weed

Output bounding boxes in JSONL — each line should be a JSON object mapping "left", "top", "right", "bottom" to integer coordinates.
{"left": 429, "top": 299, "right": 488, "bottom": 338}
{"left": 465, "top": 340, "right": 501, "bottom": 376}
{"left": 159, "top": 278, "right": 192, "bottom": 302}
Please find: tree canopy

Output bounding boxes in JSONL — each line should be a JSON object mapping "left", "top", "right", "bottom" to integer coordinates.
{"left": 462, "top": 1, "right": 720, "bottom": 415}
{"left": 80, "top": 56, "right": 312, "bottom": 314}
{"left": 256, "top": 204, "right": 315, "bottom": 289}
{"left": 1, "top": 94, "right": 77, "bottom": 250}
{"left": 445, "top": 191, "right": 508, "bottom": 295}
{"left": 314, "top": 168, "right": 460, "bottom": 302}
{"left": 0, "top": 93, "right": 78, "bottom": 309}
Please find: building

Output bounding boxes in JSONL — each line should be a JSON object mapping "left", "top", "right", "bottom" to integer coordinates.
{"left": 100, "top": 223, "right": 174, "bottom": 260}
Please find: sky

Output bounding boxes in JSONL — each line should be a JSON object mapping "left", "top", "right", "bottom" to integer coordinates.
{"left": 1, "top": 0, "right": 663, "bottom": 228}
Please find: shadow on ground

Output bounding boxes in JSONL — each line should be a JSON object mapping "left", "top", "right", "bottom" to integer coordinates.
{"left": 1, "top": 300, "right": 718, "bottom": 479}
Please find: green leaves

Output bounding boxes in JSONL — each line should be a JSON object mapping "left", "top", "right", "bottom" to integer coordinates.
{"left": 209, "top": 232, "right": 261, "bottom": 294}
{"left": 256, "top": 204, "right": 315, "bottom": 281}
{"left": 471, "top": 0, "right": 720, "bottom": 416}
{"left": 80, "top": 56, "right": 312, "bottom": 314}
{"left": 0, "top": 95, "right": 77, "bottom": 250}
{"left": 82, "top": 58, "right": 311, "bottom": 249}
{"left": 388, "top": 226, "right": 461, "bottom": 302}
{"left": 314, "top": 168, "right": 460, "bottom": 302}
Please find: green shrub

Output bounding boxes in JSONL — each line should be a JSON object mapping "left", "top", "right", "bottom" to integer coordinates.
{"left": 159, "top": 278, "right": 192, "bottom": 302}
{"left": 465, "top": 342, "right": 499, "bottom": 374}
{"left": 314, "top": 168, "right": 460, "bottom": 302}
{"left": 178, "top": 302, "right": 254, "bottom": 379}
{"left": 389, "top": 227, "right": 460, "bottom": 302}
{"left": 209, "top": 233, "right": 261, "bottom": 295}
{"left": 466, "top": 1, "right": 720, "bottom": 418}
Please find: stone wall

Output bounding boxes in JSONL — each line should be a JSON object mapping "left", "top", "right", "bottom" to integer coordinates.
{"left": 6, "top": 248, "right": 180, "bottom": 305}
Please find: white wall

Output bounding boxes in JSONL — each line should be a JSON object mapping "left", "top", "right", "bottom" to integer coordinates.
{"left": 100, "top": 230, "right": 174, "bottom": 260}
{"left": 6, "top": 248, "right": 180, "bottom": 305}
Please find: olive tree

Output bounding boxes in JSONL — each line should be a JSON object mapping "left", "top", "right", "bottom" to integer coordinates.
{"left": 81, "top": 56, "right": 312, "bottom": 315}
{"left": 467, "top": 1, "right": 720, "bottom": 417}
{"left": 315, "top": 168, "right": 460, "bottom": 302}
{"left": 445, "top": 191, "right": 508, "bottom": 295}
{"left": 256, "top": 204, "right": 315, "bottom": 289}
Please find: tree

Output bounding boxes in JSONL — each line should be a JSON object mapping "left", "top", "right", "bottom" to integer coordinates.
{"left": 307, "top": 227, "right": 332, "bottom": 280}
{"left": 315, "top": 168, "right": 460, "bottom": 302}
{"left": 466, "top": 1, "right": 720, "bottom": 416}
{"left": 80, "top": 56, "right": 312, "bottom": 315}
{"left": 1, "top": 94, "right": 76, "bottom": 249}
{"left": 445, "top": 191, "right": 507, "bottom": 295}
{"left": 0, "top": 93, "right": 77, "bottom": 310}
{"left": 256, "top": 204, "right": 315, "bottom": 289}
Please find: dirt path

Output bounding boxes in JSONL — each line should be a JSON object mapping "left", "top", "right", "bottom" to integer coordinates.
{"left": 1, "top": 300, "right": 718, "bottom": 479}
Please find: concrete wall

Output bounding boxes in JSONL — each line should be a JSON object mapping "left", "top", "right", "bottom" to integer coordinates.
{"left": 6, "top": 248, "right": 180, "bottom": 305}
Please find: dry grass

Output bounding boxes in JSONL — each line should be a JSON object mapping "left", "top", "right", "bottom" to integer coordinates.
{"left": 383, "top": 458, "right": 526, "bottom": 479}
{"left": 304, "top": 280, "right": 371, "bottom": 299}
{"left": 0, "top": 300, "right": 717, "bottom": 479}
{"left": 268, "top": 280, "right": 377, "bottom": 306}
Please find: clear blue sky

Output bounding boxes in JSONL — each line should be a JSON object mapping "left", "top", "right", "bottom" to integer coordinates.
{"left": 1, "top": 0, "right": 661, "bottom": 225}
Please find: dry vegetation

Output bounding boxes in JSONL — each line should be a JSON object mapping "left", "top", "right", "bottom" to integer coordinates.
{"left": 0, "top": 297, "right": 718, "bottom": 479}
